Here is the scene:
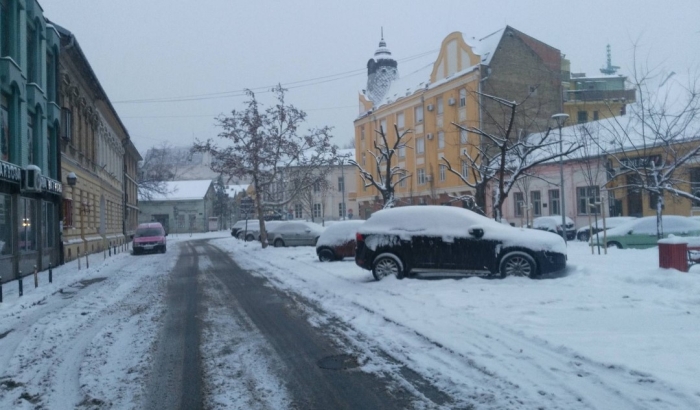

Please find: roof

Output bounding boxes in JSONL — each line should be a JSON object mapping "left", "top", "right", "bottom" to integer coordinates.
{"left": 140, "top": 180, "right": 213, "bottom": 202}
{"left": 226, "top": 184, "right": 249, "bottom": 196}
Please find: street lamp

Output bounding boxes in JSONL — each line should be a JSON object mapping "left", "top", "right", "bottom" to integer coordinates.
{"left": 552, "top": 113, "right": 570, "bottom": 244}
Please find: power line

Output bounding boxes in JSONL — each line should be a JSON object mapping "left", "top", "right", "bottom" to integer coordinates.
{"left": 112, "top": 48, "right": 438, "bottom": 105}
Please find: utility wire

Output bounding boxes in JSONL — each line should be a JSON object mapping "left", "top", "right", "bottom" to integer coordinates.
{"left": 112, "top": 48, "right": 438, "bottom": 104}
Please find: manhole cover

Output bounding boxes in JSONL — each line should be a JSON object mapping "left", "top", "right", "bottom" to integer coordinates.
{"left": 317, "top": 354, "right": 359, "bottom": 370}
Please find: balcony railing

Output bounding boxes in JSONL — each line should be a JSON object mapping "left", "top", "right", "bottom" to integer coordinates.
{"left": 565, "top": 89, "right": 636, "bottom": 103}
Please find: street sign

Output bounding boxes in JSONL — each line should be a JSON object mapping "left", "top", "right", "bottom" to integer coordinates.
{"left": 240, "top": 197, "right": 254, "bottom": 215}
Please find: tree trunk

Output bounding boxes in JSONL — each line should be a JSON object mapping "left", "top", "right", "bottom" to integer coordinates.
{"left": 254, "top": 175, "right": 269, "bottom": 248}
{"left": 656, "top": 190, "right": 664, "bottom": 239}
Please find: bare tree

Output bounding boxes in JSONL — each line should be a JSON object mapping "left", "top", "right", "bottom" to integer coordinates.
{"left": 191, "top": 85, "right": 336, "bottom": 247}
{"left": 349, "top": 124, "right": 411, "bottom": 208}
{"left": 297, "top": 176, "right": 332, "bottom": 222}
{"left": 595, "top": 62, "right": 700, "bottom": 238}
{"left": 442, "top": 92, "right": 580, "bottom": 221}
{"left": 137, "top": 142, "right": 189, "bottom": 200}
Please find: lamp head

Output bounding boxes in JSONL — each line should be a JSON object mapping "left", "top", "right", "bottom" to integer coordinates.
{"left": 551, "top": 113, "right": 570, "bottom": 128}
{"left": 66, "top": 172, "right": 77, "bottom": 186}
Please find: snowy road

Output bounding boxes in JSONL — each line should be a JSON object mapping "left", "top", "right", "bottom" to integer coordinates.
{"left": 1, "top": 231, "right": 699, "bottom": 409}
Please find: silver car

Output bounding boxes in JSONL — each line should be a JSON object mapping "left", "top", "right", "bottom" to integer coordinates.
{"left": 267, "top": 221, "right": 325, "bottom": 247}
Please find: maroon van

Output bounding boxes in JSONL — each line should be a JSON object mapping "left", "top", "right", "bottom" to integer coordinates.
{"left": 315, "top": 220, "right": 365, "bottom": 262}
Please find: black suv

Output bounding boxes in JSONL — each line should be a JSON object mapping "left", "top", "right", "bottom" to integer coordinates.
{"left": 355, "top": 206, "right": 567, "bottom": 280}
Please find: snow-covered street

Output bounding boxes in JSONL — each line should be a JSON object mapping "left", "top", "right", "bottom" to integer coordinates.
{"left": 1, "top": 231, "right": 699, "bottom": 409}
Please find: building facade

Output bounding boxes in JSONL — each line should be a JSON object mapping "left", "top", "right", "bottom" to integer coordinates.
{"left": 138, "top": 180, "right": 215, "bottom": 234}
{"left": 56, "top": 25, "right": 136, "bottom": 262}
{"left": 354, "top": 27, "right": 562, "bottom": 218}
{"left": 1, "top": 0, "right": 63, "bottom": 281}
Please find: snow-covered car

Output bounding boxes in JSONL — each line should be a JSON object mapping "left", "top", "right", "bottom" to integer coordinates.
{"left": 237, "top": 220, "right": 285, "bottom": 241}
{"left": 315, "top": 220, "right": 365, "bottom": 262}
{"left": 267, "top": 221, "right": 325, "bottom": 247}
{"left": 132, "top": 222, "right": 167, "bottom": 255}
{"left": 593, "top": 215, "right": 700, "bottom": 249}
{"left": 532, "top": 216, "right": 576, "bottom": 240}
{"left": 231, "top": 219, "right": 259, "bottom": 237}
{"left": 355, "top": 206, "right": 567, "bottom": 280}
{"left": 576, "top": 216, "right": 637, "bottom": 241}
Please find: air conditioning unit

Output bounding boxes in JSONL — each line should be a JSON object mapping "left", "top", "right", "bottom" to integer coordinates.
{"left": 22, "top": 165, "right": 41, "bottom": 192}
{"left": 462, "top": 149, "right": 469, "bottom": 156}
{"left": 426, "top": 133, "right": 434, "bottom": 140}
{"left": 448, "top": 98, "right": 456, "bottom": 106}
{"left": 427, "top": 104, "right": 434, "bottom": 111}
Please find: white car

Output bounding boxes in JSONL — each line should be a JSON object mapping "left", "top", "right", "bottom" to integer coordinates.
{"left": 576, "top": 216, "right": 637, "bottom": 241}
{"left": 267, "top": 221, "right": 325, "bottom": 247}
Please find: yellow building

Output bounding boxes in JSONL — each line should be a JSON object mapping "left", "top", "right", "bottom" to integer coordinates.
{"left": 354, "top": 27, "right": 563, "bottom": 218}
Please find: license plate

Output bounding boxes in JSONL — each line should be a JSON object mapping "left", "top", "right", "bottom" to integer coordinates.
{"left": 144, "top": 245, "right": 154, "bottom": 250}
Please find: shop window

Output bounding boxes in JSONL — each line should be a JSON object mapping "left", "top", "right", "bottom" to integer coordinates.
{"left": 0, "top": 193, "right": 11, "bottom": 255}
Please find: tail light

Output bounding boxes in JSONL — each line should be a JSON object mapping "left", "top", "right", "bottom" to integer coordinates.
{"left": 356, "top": 233, "right": 365, "bottom": 243}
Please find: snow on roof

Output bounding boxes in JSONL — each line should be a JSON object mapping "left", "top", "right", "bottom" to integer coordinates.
{"left": 336, "top": 148, "right": 355, "bottom": 159}
{"left": 469, "top": 28, "right": 505, "bottom": 66}
{"left": 140, "top": 180, "right": 213, "bottom": 202}
{"left": 226, "top": 184, "right": 249, "bottom": 196}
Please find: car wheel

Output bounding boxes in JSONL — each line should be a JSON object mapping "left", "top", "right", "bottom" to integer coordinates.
{"left": 499, "top": 251, "right": 537, "bottom": 278}
{"left": 133, "top": 248, "right": 140, "bottom": 255}
{"left": 161, "top": 245, "right": 167, "bottom": 254}
{"left": 607, "top": 241, "right": 622, "bottom": 249}
{"left": 318, "top": 248, "right": 335, "bottom": 262}
{"left": 372, "top": 255, "right": 403, "bottom": 281}
{"left": 578, "top": 232, "right": 589, "bottom": 242}
{"left": 274, "top": 239, "right": 285, "bottom": 248}
{"left": 237, "top": 232, "right": 245, "bottom": 240}
{"left": 245, "top": 234, "right": 255, "bottom": 242}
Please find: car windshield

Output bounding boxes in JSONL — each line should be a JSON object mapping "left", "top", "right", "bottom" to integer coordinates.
{"left": 135, "top": 228, "right": 162, "bottom": 237}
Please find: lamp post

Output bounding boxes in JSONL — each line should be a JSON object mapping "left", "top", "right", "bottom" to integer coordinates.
{"left": 552, "top": 113, "right": 570, "bottom": 244}
{"left": 340, "top": 157, "right": 346, "bottom": 220}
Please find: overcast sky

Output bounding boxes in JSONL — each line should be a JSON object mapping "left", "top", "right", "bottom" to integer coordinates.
{"left": 39, "top": 0, "right": 699, "bottom": 155}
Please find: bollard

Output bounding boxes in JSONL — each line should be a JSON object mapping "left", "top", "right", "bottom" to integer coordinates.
{"left": 49, "top": 263, "right": 53, "bottom": 283}
{"left": 19, "top": 272, "right": 23, "bottom": 297}
{"left": 1, "top": 276, "right": 3, "bottom": 303}
{"left": 34, "top": 265, "right": 38, "bottom": 288}
{"left": 109, "top": 244, "right": 112, "bottom": 257}
{"left": 86, "top": 252, "right": 89, "bottom": 269}
{"left": 78, "top": 252, "right": 81, "bottom": 270}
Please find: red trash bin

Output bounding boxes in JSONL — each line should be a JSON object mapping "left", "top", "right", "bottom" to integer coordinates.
{"left": 658, "top": 238, "right": 688, "bottom": 272}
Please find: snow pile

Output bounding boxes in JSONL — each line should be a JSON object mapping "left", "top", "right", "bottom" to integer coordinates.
{"left": 359, "top": 206, "right": 566, "bottom": 254}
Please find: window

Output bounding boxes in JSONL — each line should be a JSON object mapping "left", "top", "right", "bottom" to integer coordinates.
{"left": 43, "top": 202, "right": 55, "bottom": 248}
{"left": 26, "top": 113, "right": 33, "bottom": 165}
{"left": 416, "top": 137, "right": 425, "bottom": 154}
{"left": 338, "top": 203, "right": 346, "bottom": 218}
{"left": 417, "top": 168, "right": 426, "bottom": 185}
{"left": 380, "top": 119, "right": 387, "bottom": 134}
{"left": 459, "top": 89, "right": 467, "bottom": 107}
{"left": 27, "top": 23, "right": 37, "bottom": 83}
{"left": 530, "top": 191, "right": 542, "bottom": 216}
{"left": 1, "top": 0, "right": 10, "bottom": 58}
{"left": 399, "top": 177, "right": 406, "bottom": 187}
{"left": 577, "top": 111, "right": 588, "bottom": 124}
{"left": 548, "top": 189, "right": 560, "bottom": 215}
{"left": 396, "top": 112, "right": 404, "bottom": 129}
{"left": 361, "top": 153, "right": 366, "bottom": 166}
{"left": 360, "top": 126, "right": 365, "bottom": 140}
{"left": 414, "top": 105, "right": 423, "bottom": 123}
{"left": 691, "top": 168, "right": 700, "bottom": 207}
{"left": 294, "top": 203, "right": 303, "bottom": 218}
{"left": 0, "top": 193, "right": 12, "bottom": 255}
{"left": 460, "top": 128, "right": 467, "bottom": 144}
{"left": 313, "top": 203, "right": 321, "bottom": 218}
{"left": 437, "top": 97, "right": 444, "bottom": 115}
{"left": 19, "top": 197, "right": 36, "bottom": 252}
{"left": 313, "top": 181, "right": 320, "bottom": 192}
{"left": 337, "top": 176, "right": 344, "bottom": 192}
{"left": 1, "top": 93, "right": 8, "bottom": 162}
{"left": 593, "top": 111, "right": 599, "bottom": 121}
{"left": 438, "top": 131, "right": 445, "bottom": 149}
{"left": 61, "top": 109, "right": 72, "bottom": 140}
{"left": 439, "top": 165, "right": 446, "bottom": 182}
{"left": 577, "top": 186, "right": 601, "bottom": 215}
{"left": 461, "top": 161, "right": 468, "bottom": 179}
{"left": 514, "top": 192, "right": 524, "bottom": 217}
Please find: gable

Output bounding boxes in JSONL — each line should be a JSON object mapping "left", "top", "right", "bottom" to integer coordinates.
{"left": 430, "top": 32, "right": 481, "bottom": 83}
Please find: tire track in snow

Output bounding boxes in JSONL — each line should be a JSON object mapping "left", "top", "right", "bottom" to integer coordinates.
{"left": 227, "top": 244, "right": 700, "bottom": 409}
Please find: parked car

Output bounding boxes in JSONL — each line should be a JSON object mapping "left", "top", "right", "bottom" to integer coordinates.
{"left": 593, "top": 215, "right": 700, "bottom": 249}
{"left": 243, "top": 220, "right": 285, "bottom": 241}
{"left": 316, "top": 220, "right": 366, "bottom": 262}
{"left": 267, "top": 221, "right": 325, "bottom": 247}
{"left": 576, "top": 216, "right": 637, "bottom": 241}
{"left": 133, "top": 222, "right": 167, "bottom": 254}
{"left": 355, "top": 206, "right": 567, "bottom": 281}
{"left": 231, "top": 219, "right": 259, "bottom": 237}
{"left": 532, "top": 216, "right": 576, "bottom": 240}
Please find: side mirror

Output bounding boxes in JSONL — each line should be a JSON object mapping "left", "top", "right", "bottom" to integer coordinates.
{"left": 468, "top": 227, "right": 484, "bottom": 239}
{"left": 627, "top": 230, "right": 633, "bottom": 235}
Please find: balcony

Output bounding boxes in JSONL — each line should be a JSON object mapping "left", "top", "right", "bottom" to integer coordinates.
{"left": 565, "top": 89, "right": 636, "bottom": 103}
{"left": 0, "top": 57, "right": 24, "bottom": 88}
